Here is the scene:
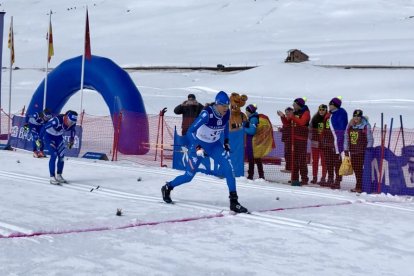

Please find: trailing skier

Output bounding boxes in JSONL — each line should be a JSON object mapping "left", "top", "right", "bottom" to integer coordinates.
{"left": 40, "top": 110, "right": 78, "bottom": 184}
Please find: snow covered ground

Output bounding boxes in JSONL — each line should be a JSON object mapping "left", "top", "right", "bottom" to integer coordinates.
{"left": 1, "top": 150, "right": 414, "bottom": 275}
{"left": 1, "top": 0, "right": 414, "bottom": 275}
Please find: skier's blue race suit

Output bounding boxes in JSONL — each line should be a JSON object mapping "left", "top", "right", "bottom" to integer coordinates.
{"left": 26, "top": 112, "right": 48, "bottom": 152}
{"left": 40, "top": 115, "right": 76, "bottom": 177}
{"left": 168, "top": 105, "right": 237, "bottom": 192}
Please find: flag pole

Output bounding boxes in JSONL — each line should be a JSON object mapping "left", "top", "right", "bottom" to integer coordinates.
{"left": 80, "top": 7, "right": 88, "bottom": 115}
{"left": 43, "top": 11, "right": 53, "bottom": 110}
{"left": 7, "top": 16, "right": 13, "bottom": 140}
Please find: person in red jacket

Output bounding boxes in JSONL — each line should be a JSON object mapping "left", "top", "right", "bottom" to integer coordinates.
{"left": 288, "top": 97, "right": 311, "bottom": 186}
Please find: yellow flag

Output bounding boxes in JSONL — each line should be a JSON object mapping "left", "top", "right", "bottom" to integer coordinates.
{"left": 8, "top": 19, "right": 14, "bottom": 65}
{"left": 47, "top": 19, "right": 54, "bottom": 63}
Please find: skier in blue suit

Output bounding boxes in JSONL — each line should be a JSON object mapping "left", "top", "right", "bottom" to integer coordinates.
{"left": 25, "top": 109, "right": 52, "bottom": 158}
{"left": 40, "top": 110, "right": 78, "bottom": 184}
{"left": 162, "top": 91, "right": 248, "bottom": 213}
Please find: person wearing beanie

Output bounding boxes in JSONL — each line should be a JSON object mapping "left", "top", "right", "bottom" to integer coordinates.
{"left": 277, "top": 107, "right": 294, "bottom": 173}
{"left": 329, "top": 97, "right": 342, "bottom": 109}
{"left": 243, "top": 104, "right": 264, "bottom": 180}
{"left": 294, "top": 97, "right": 306, "bottom": 107}
{"left": 309, "top": 104, "right": 328, "bottom": 184}
{"left": 174, "top": 93, "right": 204, "bottom": 135}
{"left": 343, "top": 109, "right": 374, "bottom": 193}
{"left": 163, "top": 91, "right": 248, "bottom": 213}
{"left": 285, "top": 97, "right": 311, "bottom": 186}
{"left": 321, "top": 96, "right": 348, "bottom": 189}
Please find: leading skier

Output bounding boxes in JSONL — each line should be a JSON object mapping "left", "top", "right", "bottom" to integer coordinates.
{"left": 161, "top": 91, "right": 248, "bottom": 213}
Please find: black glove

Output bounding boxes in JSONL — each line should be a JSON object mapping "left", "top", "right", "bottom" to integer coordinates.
{"left": 223, "top": 138, "right": 230, "bottom": 152}
{"left": 68, "top": 137, "right": 74, "bottom": 149}
{"left": 160, "top": 107, "right": 167, "bottom": 116}
{"left": 23, "top": 124, "right": 29, "bottom": 132}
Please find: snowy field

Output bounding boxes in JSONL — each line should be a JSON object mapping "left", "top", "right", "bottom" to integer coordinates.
{"left": 1, "top": 149, "right": 414, "bottom": 275}
{"left": 1, "top": 0, "right": 414, "bottom": 275}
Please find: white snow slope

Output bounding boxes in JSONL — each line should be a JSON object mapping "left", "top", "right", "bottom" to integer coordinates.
{"left": 1, "top": 1, "right": 414, "bottom": 275}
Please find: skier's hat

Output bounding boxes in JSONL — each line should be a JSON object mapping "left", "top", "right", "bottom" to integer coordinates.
{"left": 215, "top": 91, "right": 230, "bottom": 105}
{"left": 65, "top": 110, "right": 78, "bottom": 125}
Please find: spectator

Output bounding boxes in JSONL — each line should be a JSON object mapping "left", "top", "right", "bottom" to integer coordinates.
{"left": 244, "top": 104, "right": 264, "bottom": 180}
{"left": 174, "top": 93, "right": 204, "bottom": 135}
{"left": 321, "top": 97, "right": 348, "bottom": 189}
{"left": 277, "top": 107, "right": 293, "bottom": 173}
{"left": 287, "top": 97, "right": 310, "bottom": 186}
{"left": 309, "top": 104, "right": 328, "bottom": 184}
{"left": 344, "top": 109, "right": 373, "bottom": 193}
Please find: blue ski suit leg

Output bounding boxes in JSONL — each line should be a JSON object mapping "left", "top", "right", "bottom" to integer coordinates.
{"left": 30, "top": 125, "right": 43, "bottom": 151}
{"left": 44, "top": 134, "right": 66, "bottom": 177}
{"left": 168, "top": 141, "right": 236, "bottom": 192}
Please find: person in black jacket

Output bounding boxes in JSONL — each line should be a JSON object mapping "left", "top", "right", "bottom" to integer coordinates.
{"left": 174, "top": 93, "right": 204, "bottom": 135}
{"left": 309, "top": 104, "right": 328, "bottom": 184}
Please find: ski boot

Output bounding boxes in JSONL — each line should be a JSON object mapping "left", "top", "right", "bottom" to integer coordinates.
{"left": 229, "top": 191, "right": 248, "bottom": 213}
{"left": 161, "top": 183, "right": 173, "bottom": 204}
{"left": 56, "top": 174, "right": 68, "bottom": 183}
{"left": 50, "top": 176, "right": 60, "bottom": 185}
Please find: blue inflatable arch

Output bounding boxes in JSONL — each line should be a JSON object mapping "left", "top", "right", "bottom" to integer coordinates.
{"left": 26, "top": 55, "right": 149, "bottom": 155}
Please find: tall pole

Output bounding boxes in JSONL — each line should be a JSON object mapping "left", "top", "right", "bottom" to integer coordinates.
{"left": 8, "top": 16, "right": 13, "bottom": 139}
{"left": 43, "top": 11, "right": 53, "bottom": 110}
{"left": 80, "top": 7, "right": 88, "bottom": 115}
{"left": 0, "top": 12, "right": 5, "bottom": 136}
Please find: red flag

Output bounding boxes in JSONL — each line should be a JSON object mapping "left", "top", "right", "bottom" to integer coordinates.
{"left": 8, "top": 19, "right": 14, "bottom": 65}
{"left": 84, "top": 9, "right": 92, "bottom": 60}
{"left": 47, "top": 18, "right": 54, "bottom": 63}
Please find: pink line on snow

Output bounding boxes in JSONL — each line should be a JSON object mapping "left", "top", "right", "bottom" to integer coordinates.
{"left": 0, "top": 213, "right": 225, "bottom": 239}
{"left": 0, "top": 201, "right": 352, "bottom": 239}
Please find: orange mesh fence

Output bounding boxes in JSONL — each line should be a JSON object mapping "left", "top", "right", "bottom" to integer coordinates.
{"left": 112, "top": 112, "right": 179, "bottom": 167}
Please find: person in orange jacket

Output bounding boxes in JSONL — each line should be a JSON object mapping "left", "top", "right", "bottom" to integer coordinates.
{"left": 287, "top": 97, "right": 311, "bottom": 186}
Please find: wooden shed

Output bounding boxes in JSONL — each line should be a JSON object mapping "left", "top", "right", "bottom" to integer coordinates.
{"left": 285, "top": 49, "right": 309, "bottom": 63}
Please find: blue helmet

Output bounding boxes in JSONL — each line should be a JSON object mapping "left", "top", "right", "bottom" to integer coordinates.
{"left": 42, "top": 108, "right": 52, "bottom": 121}
{"left": 65, "top": 110, "right": 78, "bottom": 124}
{"left": 215, "top": 91, "right": 230, "bottom": 105}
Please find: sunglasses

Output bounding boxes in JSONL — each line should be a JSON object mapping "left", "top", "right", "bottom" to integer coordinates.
{"left": 319, "top": 108, "right": 327, "bottom": 111}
